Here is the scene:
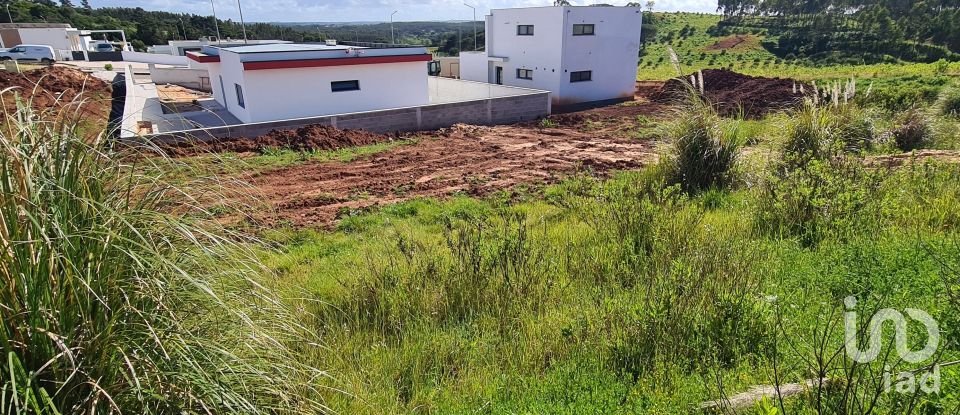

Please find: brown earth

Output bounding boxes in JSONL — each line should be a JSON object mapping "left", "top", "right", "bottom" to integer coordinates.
{"left": 244, "top": 122, "right": 658, "bottom": 228}
{"left": 0, "top": 66, "right": 111, "bottom": 125}
{"left": 160, "top": 124, "right": 397, "bottom": 157}
{"left": 705, "top": 34, "right": 759, "bottom": 51}
{"left": 867, "top": 150, "right": 960, "bottom": 168}
{"left": 654, "top": 69, "right": 807, "bottom": 118}
{"left": 224, "top": 88, "right": 667, "bottom": 228}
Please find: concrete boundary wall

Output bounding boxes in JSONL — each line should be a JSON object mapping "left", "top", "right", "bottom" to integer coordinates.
{"left": 122, "top": 51, "right": 191, "bottom": 66}
{"left": 140, "top": 91, "right": 550, "bottom": 143}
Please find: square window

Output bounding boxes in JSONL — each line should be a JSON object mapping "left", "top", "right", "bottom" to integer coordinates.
{"left": 234, "top": 83, "right": 245, "bottom": 108}
{"left": 517, "top": 25, "right": 534, "bottom": 36}
{"left": 573, "top": 24, "right": 595, "bottom": 36}
{"left": 516, "top": 68, "right": 533, "bottom": 80}
{"left": 331, "top": 80, "right": 360, "bottom": 92}
{"left": 570, "top": 70, "right": 592, "bottom": 82}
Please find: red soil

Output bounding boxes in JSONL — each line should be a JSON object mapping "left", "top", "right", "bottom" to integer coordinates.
{"left": 0, "top": 66, "right": 111, "bottom": 124}
{"left": 160, "top": 124, "right": 396, "bottom": 156}
{"left": 244, "top": 123, "right": 658, "bottom": 228}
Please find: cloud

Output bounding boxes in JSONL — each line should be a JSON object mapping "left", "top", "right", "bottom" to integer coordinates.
{"left": 92, "top": 0, "right": 717, "bottom": 21}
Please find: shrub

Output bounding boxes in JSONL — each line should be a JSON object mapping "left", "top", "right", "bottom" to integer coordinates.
{"left": 0, "top": 96, "right": 324, "bottom": 413}
{"left": 756, "top": 157, "right": 884, "bottom": 246}
{"left": 781, "top": 103, "right": 874, "bottom": 169}
{"left": 103, "top": 63, "right": 113, "bottom": 71}
{"left": 939, "top": 88, "right": 960, "bottom": 118}
{"left": 661, "top": 96, "right": 741, "bottom": 194}
{"left": 891, "top": 109, "right": 932, "bottom": 151}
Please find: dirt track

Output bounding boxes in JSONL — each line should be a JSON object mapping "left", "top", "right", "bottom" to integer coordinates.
{"left": 245, "top": 98, "right": 663, "bottom": 228}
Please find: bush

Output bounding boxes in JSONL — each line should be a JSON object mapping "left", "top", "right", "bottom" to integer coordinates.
{"left": 756, "top": 157, "right": 884, "bottom": 246}
{"left": 891, "top": 109, "right": 932, "bottom": 151}
{"left": 661, "top": 96, "right": 741, "bottom": 194}
{"left": 939, "top": 88, "right": 960, "bottom": 118}
{"left": 0, "top": 96, "right": 324, "bottom": 413}
{"left": 103, "top": 63, "right": 113, "bottom": 71}
{"left": 781, "top": 103, "right": 874, "bottom": 169}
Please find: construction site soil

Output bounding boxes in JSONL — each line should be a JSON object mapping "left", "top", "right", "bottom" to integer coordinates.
{"left": 160, "top": 125, "right": 395, "bottom": 156}
{"left": 0, "top": 66, "right": 111, "bottom": 124}
{"left": 211, "top": 90, "right": 666, "bottom": 228}
{"left": 245, "top": 122, "right": 658, "bottom": 228}
{"left": 656, "top": 69, "right": 806, "bottom": 118}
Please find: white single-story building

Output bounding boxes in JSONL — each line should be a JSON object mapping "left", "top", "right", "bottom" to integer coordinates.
{"left": 188, "top": 42, "right": 432, "bottom": 123}
{"left": 460, "top": 6, "right": 642, "bottom": 107}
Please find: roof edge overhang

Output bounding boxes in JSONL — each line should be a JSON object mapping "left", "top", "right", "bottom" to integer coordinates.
{"left": 186, "top": 51, "right": 220, "bottom": 63}
{"left": 242, "top": 53, "right": 433, "bottom": 70}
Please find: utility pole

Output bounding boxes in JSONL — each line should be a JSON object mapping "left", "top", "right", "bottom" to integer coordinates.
{"left": 236, "top": 0, "right": 248, "bottom": 44}
{"left": 464, "top": 3, "right": 476, "bottom": 51}
{"left": 178, "top": 17, "right": 187, "bottom": 40}
{"left": 390, "top": 10, "right": 398, "bottom": 44}
{"left": 5, "top": 4, "right": 12, "bottom": 24}
{"left": 210, "top": 0, "right": 221, "bottom": 44}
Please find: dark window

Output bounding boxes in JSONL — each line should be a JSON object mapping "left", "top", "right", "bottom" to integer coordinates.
{"left": 234, "top": 83, "right": 245, "bottom": 108}
{"left": 516, "top": 68, "right": 533, "bottom": 80}
{"left": 573, "top": 24, "right": 595, "bottom": 36}
{"left": 570, "top": 70, "right": 592, "bottom": 82}
{"left": 331, "top": 80, "right": 360, "bottom": 92}
{"left": 517, "top": 25, "right": 534, "bottom": 36}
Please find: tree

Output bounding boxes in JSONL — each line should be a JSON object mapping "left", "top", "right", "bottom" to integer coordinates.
{"left": 646, "top": 0, "right": 655, "bottom": 12}
{"left": 553, "top": 0, "right": 571, "bottom": 5}
{"left": 59, "top": 0, "right": 73, "bottom": 8}
{"left": 81, "top": 0, "right": 91, "bottom": 10}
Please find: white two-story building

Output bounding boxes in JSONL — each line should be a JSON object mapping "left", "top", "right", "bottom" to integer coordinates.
{"left": 460, "top": 6, "right": 642, "bottom": 108}
{"left": 187, "top": 42, "right": 432, "bottom": 123}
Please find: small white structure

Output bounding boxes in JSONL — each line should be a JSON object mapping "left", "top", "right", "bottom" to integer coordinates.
{"left": 148, "top": 38, "right": 291, "bottom": 56}
{"left": 0, "top": 23, "right": 90, "bottom": 59}
{"left": 188, "top": 42, "right": 432, "bottom": 123}
{"left": 461, "top": 6, "right": 642, "bottom": 107}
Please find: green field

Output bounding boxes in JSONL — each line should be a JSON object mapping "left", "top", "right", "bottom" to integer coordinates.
{"left": 638, "top": 12, "right": 960, "bottom": 81}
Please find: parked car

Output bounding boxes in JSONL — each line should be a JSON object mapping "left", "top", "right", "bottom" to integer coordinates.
{"left": 0, "top": 44, "right": 56, "bottom": 63}
{"left": 93, "top": 43, "right": 115, "bottom": 53}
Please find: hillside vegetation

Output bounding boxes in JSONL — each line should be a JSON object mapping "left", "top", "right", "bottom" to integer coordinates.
{"left": 639, "top": 12, "right": 960, "bottom": 81}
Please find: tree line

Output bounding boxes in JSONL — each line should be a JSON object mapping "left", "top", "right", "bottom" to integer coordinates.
{"left": 0, "top": 0, "right": 484, "bottom": 53}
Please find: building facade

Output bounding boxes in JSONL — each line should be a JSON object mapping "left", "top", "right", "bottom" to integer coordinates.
{"left": 188, "top": 43, "right": 432, "bottom": 123}
{"left": 460, "top": 6, "right": 642, "bottom": 107}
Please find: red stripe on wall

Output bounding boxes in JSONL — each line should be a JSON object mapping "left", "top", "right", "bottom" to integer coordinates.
{"left": 242, "top": 53, "right": 433, "bottom": 70}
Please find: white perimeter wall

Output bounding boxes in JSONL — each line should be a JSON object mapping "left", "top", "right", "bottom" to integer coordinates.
{"left": 237, "top": 60, "right": 429, "bottom": 123}
{"left": 16, "top": 28, "right": 74, "bottom": 51}
{"left": 122, "top": 51, "right": 192, "bottom": 67}
{"left": 459, "top": 52, "right": 489, "bottom": 83}
{"left": 559, "top": 7, "right": 642, "bottom": 105}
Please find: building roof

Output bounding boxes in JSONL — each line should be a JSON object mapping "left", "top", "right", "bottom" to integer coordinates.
{"left": 220, "top": 43, "right": 358, "bottom": 54}
{"left": 187, "top": 42, "right": 432, "bottom": 69}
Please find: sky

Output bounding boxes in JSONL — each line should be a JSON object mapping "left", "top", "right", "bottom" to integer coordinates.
{"left": 91, "top": 0, "right": 718, "bottom": 23}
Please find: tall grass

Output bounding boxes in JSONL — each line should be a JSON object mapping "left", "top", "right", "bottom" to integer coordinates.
{"left": 0, "top": 94, "right": 327, "bottom": 413}
{"left": 660, "top": 94, "right": 742, "bottom": 194}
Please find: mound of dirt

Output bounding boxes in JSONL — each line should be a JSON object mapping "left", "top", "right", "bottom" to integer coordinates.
{"left": 654, "top": 69, "right": 807, "bottom": 118}
{"left": 0, "top": 66, "right": 111, "bottom": 121}
{"left": 159, "top": 124, "right": 395, "bottom": 157}
{"left": 705, "top": 34, "right": 757, "bottom": 51}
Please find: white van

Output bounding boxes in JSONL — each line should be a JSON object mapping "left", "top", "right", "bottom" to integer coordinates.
{"left": 0, "top": 44, "right": 56, "bottom": 63}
